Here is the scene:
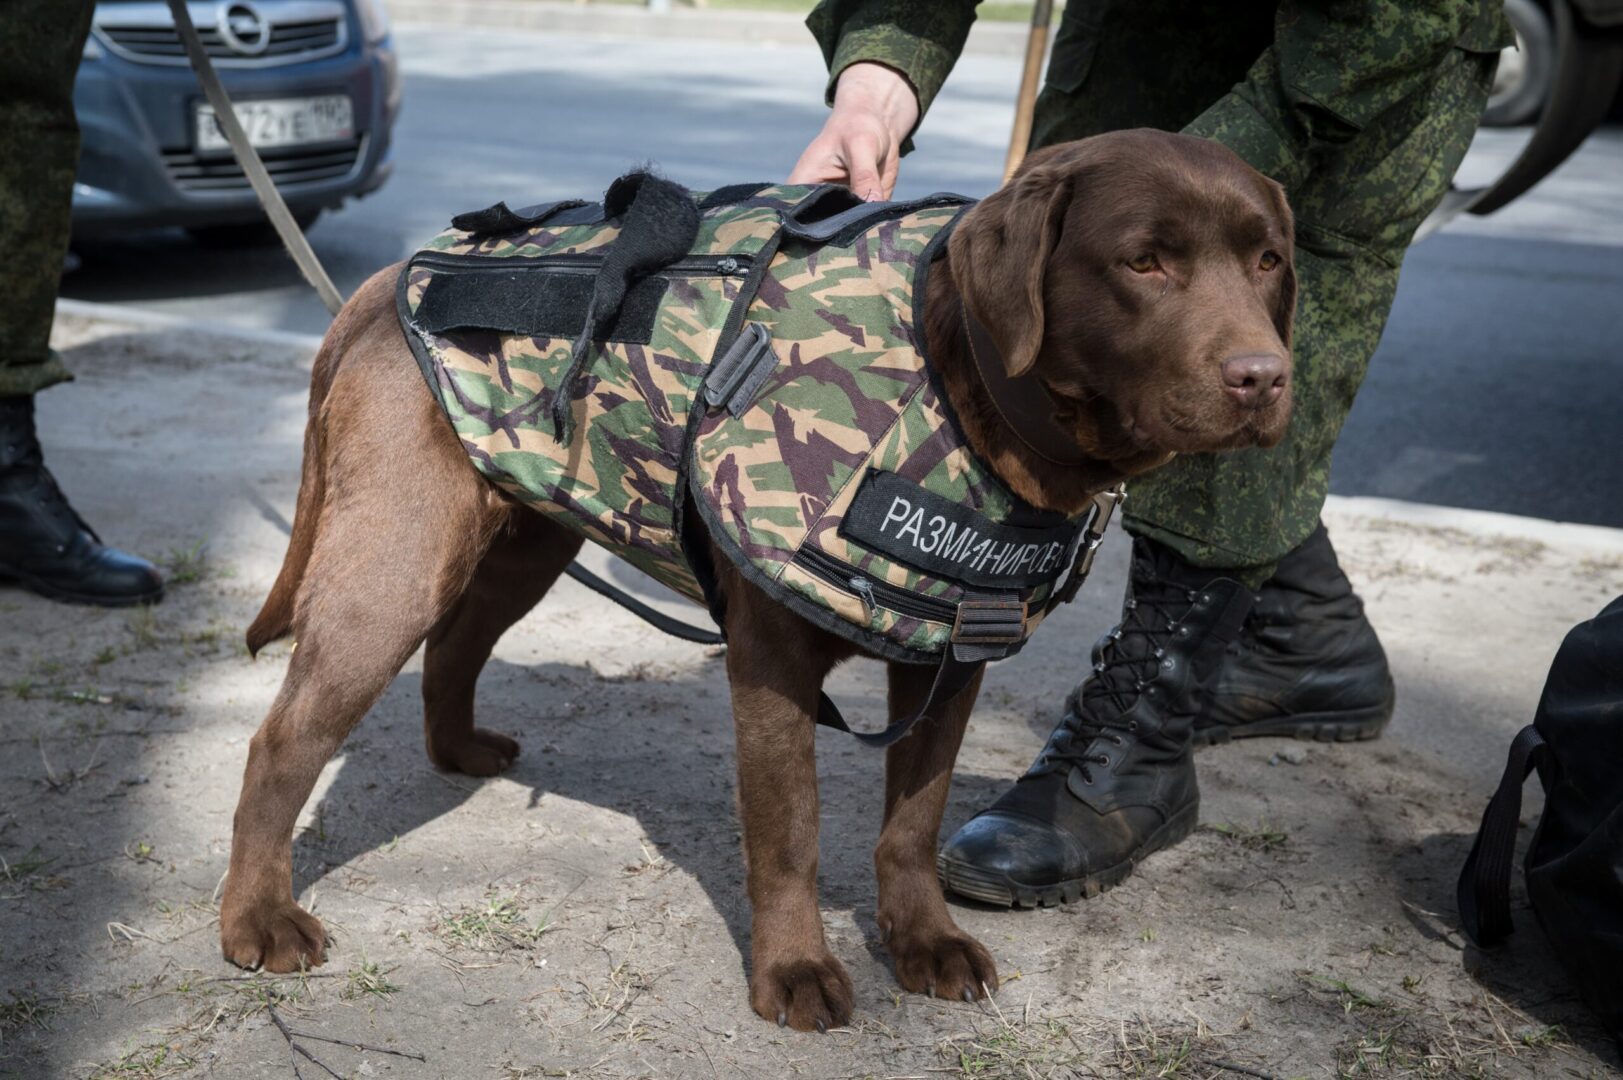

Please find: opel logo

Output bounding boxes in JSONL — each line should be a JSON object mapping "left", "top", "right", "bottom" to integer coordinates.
{"left": 217, "top": 1, "right": 270, "bottom": 56}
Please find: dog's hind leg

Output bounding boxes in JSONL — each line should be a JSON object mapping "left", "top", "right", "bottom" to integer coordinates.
{"left": 875, "top": 662, "right": 998, "bottom": 1002}
{"left": 221, "top": 297, "right": 507, "bottom": 974}
{"left": 421, "top": 508, "right": 582, "bottom": 776}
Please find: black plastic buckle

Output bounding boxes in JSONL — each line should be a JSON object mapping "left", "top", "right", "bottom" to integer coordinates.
{"left": 704, "top": 322, "right": 778, "bottom": 417}
{"left": 951, "top": 598, "right": 1027, "bottom": 647}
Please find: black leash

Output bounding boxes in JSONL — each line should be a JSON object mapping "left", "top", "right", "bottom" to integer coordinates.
{"left": 166, "top": 0, "right": 344, "bottom": 315}
{"left": 562, "top": 562, "right": 723, "bottom": 646}
{"left": 814, "top": 646, "right": 987, "bottom": 748}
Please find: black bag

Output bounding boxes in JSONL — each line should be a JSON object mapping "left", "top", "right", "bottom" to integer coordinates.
{"left": 1458, "top": 596, "right": 1623, "bottom": 1041}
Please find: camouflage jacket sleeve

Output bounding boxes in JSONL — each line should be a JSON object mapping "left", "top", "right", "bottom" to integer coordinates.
{"left": 1184, "top": 0, "right": 1512, "bottom": 193}
{"left": 805, "top": 0, "right": 979, "bottom": 120}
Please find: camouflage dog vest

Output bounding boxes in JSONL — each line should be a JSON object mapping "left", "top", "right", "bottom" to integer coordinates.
{"left": 399, "top": 174, "right": 1118, "bottom": 745}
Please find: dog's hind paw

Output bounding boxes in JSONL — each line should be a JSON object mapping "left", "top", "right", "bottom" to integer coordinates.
{"left": 429, "top": 727, "right": 520, "bottom": 777}
{"left": 749, "top": 953, "right": 854, "bottom": 1032}
{"left": 220, "top": 900, "right": 328, "bottom": 973}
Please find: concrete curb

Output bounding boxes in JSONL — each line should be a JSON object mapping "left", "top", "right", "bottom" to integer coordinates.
{"left": 382, "top": 0, "right": 1031, "bottom": 55}
{"left": 55, "top": 299, "right": 325, "bottom": 354}
{"left": 1324, "top": 494, "right": 1623, "bottom": 554}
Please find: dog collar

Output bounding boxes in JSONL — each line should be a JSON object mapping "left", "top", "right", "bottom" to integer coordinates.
{"left": 960, "top": 302, "right": 1094, "bottom": 468}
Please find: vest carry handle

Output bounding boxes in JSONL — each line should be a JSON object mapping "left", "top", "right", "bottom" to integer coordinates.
{"left": 1457, "top": 723, "right": 1548, "bottom": 946}
{"left": 782, "top": 190, "right": 974, "bottom": 245}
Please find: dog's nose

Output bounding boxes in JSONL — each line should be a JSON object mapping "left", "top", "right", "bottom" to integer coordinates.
{"left": 1221, "top": 353, "right": 1287, "bottom": 408}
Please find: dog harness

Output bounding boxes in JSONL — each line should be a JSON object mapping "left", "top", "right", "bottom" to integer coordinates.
{"left": 398, "top": 173, "right": 1122, "bottom": 745}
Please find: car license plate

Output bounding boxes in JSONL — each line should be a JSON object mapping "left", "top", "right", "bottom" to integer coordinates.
{"left": 195, "top": 95, "right": 353, "bottom": 154}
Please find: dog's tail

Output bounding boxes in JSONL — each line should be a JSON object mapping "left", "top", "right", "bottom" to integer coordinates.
{"left": 245, "top": 330, "right": 341, "bottom": 658}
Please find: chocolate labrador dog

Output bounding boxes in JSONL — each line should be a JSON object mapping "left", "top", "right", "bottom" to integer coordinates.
{"left": 221, "top": 129, "right": 1294, "bottom": 1031}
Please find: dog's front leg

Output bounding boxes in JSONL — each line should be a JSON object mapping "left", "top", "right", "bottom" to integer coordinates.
{"left": 724, "top": 602, "right": 853, "bottom": 1031}
{"left": 876, "top": 662, "right": 998, "bottom": 1001}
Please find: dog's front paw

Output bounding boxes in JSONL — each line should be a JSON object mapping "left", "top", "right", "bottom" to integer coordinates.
{"left": 749, "top": 951, "right": 854, "bottom": 1032}
{"left": 429, "top": 727, "right": 519, "bottom": 777}
{"left": 883, "top": 918, "right": 998, "bottom": 1002}
{"left": 220, "top": 898, "right": 328, "bottom": 973}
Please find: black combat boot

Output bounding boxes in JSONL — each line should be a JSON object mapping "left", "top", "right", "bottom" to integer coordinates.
{"left": 1192, "top": 522, "right": 1394, "bottom": 746}
{"left": 938, "top": 538, "right": 1252, "bottom": 907}
{"left": 0, "top": 395, "right": 164, "bottom": 606}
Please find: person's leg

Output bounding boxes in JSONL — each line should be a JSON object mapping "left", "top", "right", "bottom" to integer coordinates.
{"left": 0, "top": 0, "right": 91, "bottom": 397}
{"left": 1029, "top": 0, "right": 1270, "bottom": 149}
{"left": 1132, "top": 44, "right": 1497, "bottom": 743}
{"left": 1127, "top": 44, "right": 1498, "bottom": 577}
{"left": 940, "top": 31, "right": 1495, "bottom": 905}
{"left": 0, "top": 0, "right": 164, "bottom": 606}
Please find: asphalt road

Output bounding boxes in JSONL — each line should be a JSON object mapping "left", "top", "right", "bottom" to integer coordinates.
{"left": 64, "top": 25, "right": 1623, "bottom": 528}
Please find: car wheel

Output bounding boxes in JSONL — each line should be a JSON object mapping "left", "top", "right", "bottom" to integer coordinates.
{"left": 1484, "top": 0, "right": 1555, "bottom": 127}
{"left": 186, "top": 209, "right": 321, "bottom": 249}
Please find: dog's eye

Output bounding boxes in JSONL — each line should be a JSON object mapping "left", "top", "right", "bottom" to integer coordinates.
{"left": 1259, "top": 251, "right": 1282, "bottom": 271}
{"left": 1127, "top": 253, "right": 1160, "bottom": 274}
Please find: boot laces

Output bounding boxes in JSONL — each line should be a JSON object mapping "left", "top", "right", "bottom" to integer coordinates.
{"left": 1029, "top": 585, "right": 1198, "bottom": 781}
{"left": 1, "top": 431, "right": 99, "bottom": 546}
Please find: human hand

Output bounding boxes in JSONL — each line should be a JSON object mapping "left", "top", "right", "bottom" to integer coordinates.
{"left": 789, "top": 62, "right": 920, "bottom": 201}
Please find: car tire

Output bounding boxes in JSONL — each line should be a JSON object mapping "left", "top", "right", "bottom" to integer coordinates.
{"left": 186, "top": 209, "right": 321, "bottom": 249}
{"left": 1484, "top": 0, "right": 1555, "bottom": 127}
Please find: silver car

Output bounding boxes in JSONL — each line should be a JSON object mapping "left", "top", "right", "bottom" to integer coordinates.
{"left": 72, "top": 0, "right": 400, "bottom": 244}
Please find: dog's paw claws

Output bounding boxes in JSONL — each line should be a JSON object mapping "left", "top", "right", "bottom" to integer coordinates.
{"left": 887, "top": 925, "right": 998, "bottom": 1004}
{"left": 220, "top": 899, "right": 328, "bottom": 974}
{"left": 751, "top": 953, "right": 853, "bottom": 1033}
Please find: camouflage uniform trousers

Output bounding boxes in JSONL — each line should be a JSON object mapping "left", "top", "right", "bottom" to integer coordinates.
{"left": 1030, "top": 11, "right": 1498, "bottom": 582}
{"left": 0, "top": 0, "right": 94, "bottom": 397}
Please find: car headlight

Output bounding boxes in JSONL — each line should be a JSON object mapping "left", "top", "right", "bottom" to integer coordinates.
{"left": 354, "top": 0, "right": 390, "bottom": 44}
{"left": 83, "top": 33, "right": 103, "bottom": 60}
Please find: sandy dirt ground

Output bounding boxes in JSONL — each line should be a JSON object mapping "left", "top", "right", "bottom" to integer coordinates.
{"left": 2, "top": 310, "right": 1620, "bottom": 1079}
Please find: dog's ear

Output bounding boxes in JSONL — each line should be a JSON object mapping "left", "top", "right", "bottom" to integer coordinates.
{"left": 949, "top": 152, "right": 1077, "bottom": 378}
{"left": 1266, "top": 179, "right": 1297, "bottom": 352}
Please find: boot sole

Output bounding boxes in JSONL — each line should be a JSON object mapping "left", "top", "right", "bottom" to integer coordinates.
{"left": 0, "top": 566, "right": 164, "bottom": 608}
{"left": 1190, "top": 702, "right": 1392, "bottom": 748}
{"left": 936, "top": 801, "right": 1199, "bottom": 909}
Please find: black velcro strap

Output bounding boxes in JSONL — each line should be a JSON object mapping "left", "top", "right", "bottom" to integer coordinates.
{"left": 704, "top": 322, "right": 778, "bottom": 417}
{"left": 450, "top": 199, "right": 588, "bottom": 237}
{"left": 815, "top": 645, "right": 983, "bottom": 748}
{"left": 414, "top": 267, "right": 667, "bottom": 344}
{"left": 839, "top": 469, "right": 1078, "bottom": 591}
{"left": 554, "top": 173, "right": 701, "bottom": 444}
{"left": 1458, "top": 724, "right": 1547, "bottom": 946}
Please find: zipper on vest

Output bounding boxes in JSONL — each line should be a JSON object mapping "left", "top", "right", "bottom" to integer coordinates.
{"left": 412, "top": 251, "right": 753, "bottom": 277}
{"left": 793, "top": 546, "right": 959, "bottom": 625}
